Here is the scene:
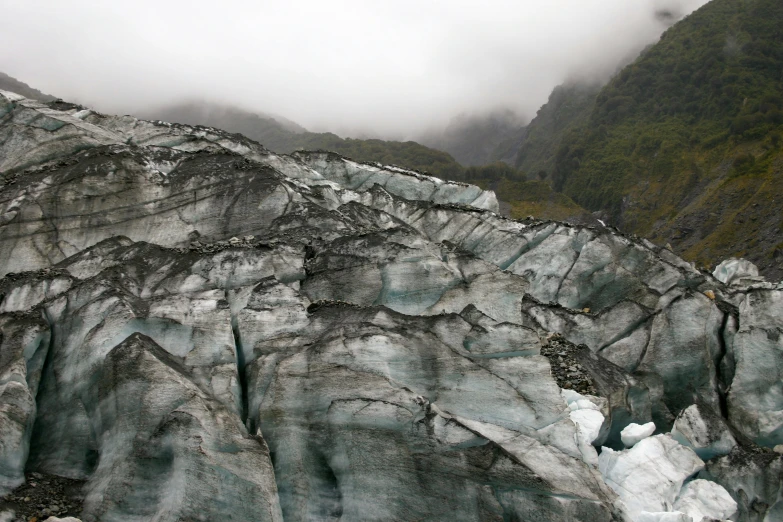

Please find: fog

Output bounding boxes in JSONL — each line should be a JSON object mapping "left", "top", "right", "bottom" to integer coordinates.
{"left": 0, "top": 0, "right": 709, "bottom": 137}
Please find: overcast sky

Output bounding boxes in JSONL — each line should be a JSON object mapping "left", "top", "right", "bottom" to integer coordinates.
{"left": 1, "top": 0, "right": 709, "bottom": 137}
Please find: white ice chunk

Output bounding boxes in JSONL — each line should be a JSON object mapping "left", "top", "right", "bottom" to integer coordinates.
{"left": 0, "top": 89, "right": 26, "bottom": 101}
{"left": 713, "top": 258, "right": 761, "bottom": 286}
{"left": 673, "top": 479, "right": 737, "bottom": 522}
{"left": 561, "top": 390, "right": 605, "bottom": 444}
{"left": 637, "top": 512, "right": 691, "bottom": 522}
{"left": 570, "top": 399, "right": 602, "bottom": 412}
{"left": 561, "top": 389, "right": 603, "bottom": 412}
{"left": 598, "top": 434, "right": 704, "bottom": 519}
{"left": 560, "top": 390, "right": 605, "bottom": 465}
{"left": 570, "top": 409, "right": 605, "bottom": 445}
{"left": 561, "top": 389, "right": 584, "bottom": 405}
{"left": 72, "top": 109, "right": 92, "bottom": 120}
{"left": 621, "top": 422, "right": 657, "bottom": 447}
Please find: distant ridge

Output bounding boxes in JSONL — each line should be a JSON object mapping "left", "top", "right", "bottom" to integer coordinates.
{"left": 0, "top": 71, "right": 56, "bottom": 101}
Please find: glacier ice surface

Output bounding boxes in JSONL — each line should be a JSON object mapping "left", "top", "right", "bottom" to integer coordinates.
{"left": 673, "top": 479, "right": 737, "bottom": 522}
{"left": 598, "top": 435, "right": 704, "bottom": 518}
{"left": 1, "top": 89, "right": 781, "bottom": 522}
{"left": 636, "top": 512, "right": 691, "bottom": 522}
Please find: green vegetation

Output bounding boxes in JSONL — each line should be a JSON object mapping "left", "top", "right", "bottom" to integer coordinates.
{"left": 450, "top": 163, "right": 591, "bottom": 222}
{"left": 496, "top": 179, "right": 593, "bottom": 222}
{"left": 540, "top": 0, "right": 783, "bottom": 276}
{"left": 514, "top": 82, "right": 602, "bottom": 180}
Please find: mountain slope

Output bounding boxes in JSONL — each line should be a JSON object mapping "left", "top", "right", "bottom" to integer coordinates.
{"left": 276, "top": 132, "right": 465, "bottom": 179}
{"left": 144, "top": 101, "right": 306, "bottom": 149}
{"left": 146, "top": 101, "right": 467, "bottom": 180}
{"left": 0, "top": 71, "right": 56, "bottom": 101}
{"left": 494, "top": 178, "right": 597, "bottom": 223}
{"left": 418, "top": 110, "right": 527, "bottom": 166}
{"left": 146, "top": 101, "right": 591, "bottom": 221}
{"left": 514, "top": 82, "right": 602, "bottom": 180}
{"left": 550, "top": 0, "right": 783, "bottom": 278}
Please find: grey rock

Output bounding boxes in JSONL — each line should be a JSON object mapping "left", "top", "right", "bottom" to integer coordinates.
{"left": 561, "top": 339, "right": 653, "bottom": 449}
{"left": 0, "top": 90, "right": 495, "bottom": 277}
{"left": 83, "top": 333, "right": 282, "bottom": 522}
{"left": 253, "top": 304, "right": 620, "bottom": 520}
{"left": 671, "top": 403, "right": 737, "bottom": 459}
{"left": 290, "top": 150, "right": 498, "bottom": 211}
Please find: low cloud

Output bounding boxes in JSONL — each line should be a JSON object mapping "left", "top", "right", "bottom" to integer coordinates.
{"left": 0, "top": 0, "right": 709, "bottom": 137}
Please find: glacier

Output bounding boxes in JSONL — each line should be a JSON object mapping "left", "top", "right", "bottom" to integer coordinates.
{"left": 1, "top": 89, "right": 782, "bottom": 521}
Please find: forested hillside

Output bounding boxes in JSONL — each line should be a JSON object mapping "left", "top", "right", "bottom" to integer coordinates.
{"left": 549, "top": 0, "right": 783, "bottom": 277}
{"left": 461, "top": 162, "right": 595, "bottom": 223}
{"left": 514, "top": 82, "right": 602, "bottom": 180}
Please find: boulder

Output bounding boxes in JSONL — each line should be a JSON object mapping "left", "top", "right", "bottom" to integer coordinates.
{"left": 704, "top": 447, "right": 783, "bottom": 522}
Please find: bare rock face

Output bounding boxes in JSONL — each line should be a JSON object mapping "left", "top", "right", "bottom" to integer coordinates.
{"left": 0, "top": 89, "right": 781, "bottom": 521}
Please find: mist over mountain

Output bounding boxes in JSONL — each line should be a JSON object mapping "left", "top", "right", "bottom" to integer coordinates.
{"left": 145, "top": 101, "right": 307, "bottom": 135}
{"left": 417, "top": 110, "right": 528, "bottom": 166}
{"left": 0, "top": 0, "right": 708, "bottom": 139}
{"left": 135, "top": 99, "right": 466, "bottom": 182}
